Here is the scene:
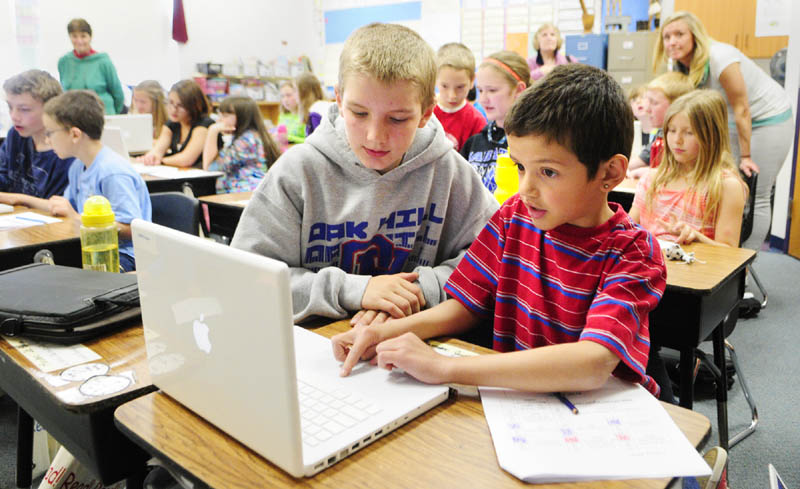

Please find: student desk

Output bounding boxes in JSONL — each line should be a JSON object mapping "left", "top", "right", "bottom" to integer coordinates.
{"left": 0, "top": 326, "right": 155, "bottom": 488}
{"left": 651, "top": 242, "right": 756, "bottom": 450}
{"left": 0, "top": 206, "right": 81, "bottom": 270}
{"left": 609, "top": 177, "right": 637, "bottom": 212}
{"left": 197, "top": 191, "right": 251, "bottom": 239}
{"left": 141, "top": 169, "right": 223, "bottom": 197}
{"left": 114, "top": 320, "right": 711, "bottom": 489}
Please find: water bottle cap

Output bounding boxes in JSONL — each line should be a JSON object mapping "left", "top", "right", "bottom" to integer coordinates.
{"left": 81, "top": 195, "right": 115, "bottom": 226}
{"left": 496, "top": 153, "right": 514, "bottom": 167}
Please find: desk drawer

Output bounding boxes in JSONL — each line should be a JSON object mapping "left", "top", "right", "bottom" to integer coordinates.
{"left": 608, "top": 31, "right": 656, "bottom": 71}
{"left": 609, "top": 70, "right": 647, "bottom": 91}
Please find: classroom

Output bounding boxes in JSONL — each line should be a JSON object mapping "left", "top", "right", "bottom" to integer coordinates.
{"left": 1, "top": 1, "right": 799, "bottom": 488}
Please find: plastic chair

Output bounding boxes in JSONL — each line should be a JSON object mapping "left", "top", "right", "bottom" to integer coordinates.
{"left": 150, "top": 192, "right": 201, "bottom": 236}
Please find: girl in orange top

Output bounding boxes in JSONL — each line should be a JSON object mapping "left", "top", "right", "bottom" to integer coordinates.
{"left": 630, "top": 90, "right": 746, "bottom": 247}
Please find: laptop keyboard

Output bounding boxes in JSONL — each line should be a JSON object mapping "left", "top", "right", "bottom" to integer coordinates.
{"left": 298, "top": 380, "right": 382, "bottom": 447}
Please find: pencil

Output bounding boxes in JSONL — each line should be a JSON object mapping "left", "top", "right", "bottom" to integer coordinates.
{"left": 554, "top": 392, "right": 579, "bottom": 415}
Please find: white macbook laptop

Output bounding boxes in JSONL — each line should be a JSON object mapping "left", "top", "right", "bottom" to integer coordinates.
{"left": 104, "top": 114, "right": 152, "bottom": 154}
{"left": 770, "top": 464, "right": 789, "bottom": 489}
{"left": 131, "top": 220, "right": 450, "bottom": 477}
{"left": 100, "top": 125, "right": 129, "bottom": 159}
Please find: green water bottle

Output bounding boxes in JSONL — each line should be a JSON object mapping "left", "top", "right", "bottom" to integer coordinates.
{"left": 494, "top": 153, "right": 519, "bottom": 204}
{"left": 80, "top": 195, "right": 119, "bottom": 273}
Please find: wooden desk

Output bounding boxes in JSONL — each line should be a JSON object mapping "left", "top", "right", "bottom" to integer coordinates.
{"left": 115, "top": 320, "right": 711, "bottom": 489}
{"left": 0, "top": 326, "right": 155, "bottom": 487}
{"left": 0, "top": 206, "right": 81, "bottom": 270}
{"left": 609, "top": 178, "right": 637, "bottom": 212}
{"left": 651, "top": 242, "right": 756, "bottom": 450}
{"left": 197, "top": 191, "right": 251, "bottom": 238}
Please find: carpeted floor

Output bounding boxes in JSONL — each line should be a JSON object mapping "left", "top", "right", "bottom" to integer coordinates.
{"left": 0, "top": 250, "right": 798, "bottom": 488}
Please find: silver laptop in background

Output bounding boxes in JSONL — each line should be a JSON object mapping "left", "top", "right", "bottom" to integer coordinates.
{"left": 100, "top": 125, "right": 129, "bottom": 159}
{"left": 104, "top": 114, "right": 152, "bottom": 154}
{"left": 131, "top": 220, "right": 450, "bottom": 477}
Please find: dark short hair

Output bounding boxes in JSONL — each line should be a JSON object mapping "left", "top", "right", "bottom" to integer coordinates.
{"left": 44, "top": 90, "right": 105, "bottom": 140}
{"left": 67, "top": 18, "right": 92, "bottom": 36}
{"left": 504, "top": 64, "right": 633, "bottom": 179}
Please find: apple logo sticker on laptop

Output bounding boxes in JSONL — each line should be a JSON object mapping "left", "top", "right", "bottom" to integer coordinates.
{"left": 193, "top": 313, "right": 212, "bottom": 353}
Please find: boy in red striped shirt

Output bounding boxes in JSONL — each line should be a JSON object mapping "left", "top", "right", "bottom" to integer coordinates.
{"left": 333, "top": 64, "right": 667, "bottom": 397}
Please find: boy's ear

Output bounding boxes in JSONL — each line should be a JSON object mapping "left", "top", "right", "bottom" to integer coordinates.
{"left": 68, "top": 126, "right": 83, "bottom": 143}
{"left": 418, "top": 104, "right": 435, "bottom": 128}
{"left": 598, "top": 154, "right": 628, "bottom": 191}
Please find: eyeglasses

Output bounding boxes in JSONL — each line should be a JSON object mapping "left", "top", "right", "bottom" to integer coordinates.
{"left": 167, "top": 100, "right": 186, "bottom": 110}
{"left": 44, "top": 128, "right": 68, "bottom": 139}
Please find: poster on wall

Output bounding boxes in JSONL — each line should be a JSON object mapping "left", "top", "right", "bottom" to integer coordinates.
{"left": 755, "top": 0, "right": 790, "bottom": 37}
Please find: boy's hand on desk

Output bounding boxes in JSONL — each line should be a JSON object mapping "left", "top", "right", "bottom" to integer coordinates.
{"left": 350, "top": 310, "right": 391, "bottom": 327}
{"left": 361, "top": 272, "right": 426, "bottom": 319}
{"left": 332, "top": 323, "right": 382, "bottom": 377}
{"left": 375, "top": 333, "right": 449, "bottom": 384}
{"left": 48, "top": 196, "right": 78, "bottom": 220}
{"left": 0, "top": 192, "right": 15, "bottom": 205}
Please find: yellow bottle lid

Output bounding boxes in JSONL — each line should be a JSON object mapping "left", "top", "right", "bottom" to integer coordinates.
{"left": 494, "top": 154, "right": 519, "bottom": 204}
{"left": 81, "top": 195, "right": 115, "bottom": 226}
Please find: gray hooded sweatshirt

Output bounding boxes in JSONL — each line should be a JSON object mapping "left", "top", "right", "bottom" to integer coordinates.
{"left": 231, "top": 105, "right": 498, "bottom": 322}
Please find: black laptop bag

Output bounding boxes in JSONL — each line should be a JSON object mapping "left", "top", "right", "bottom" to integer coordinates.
{"left": 0, "top": 263, "right": 141, "bottom": 344}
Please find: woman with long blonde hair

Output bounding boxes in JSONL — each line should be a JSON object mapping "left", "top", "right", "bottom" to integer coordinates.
{"left": 653, "top": 10, "right": 791, "bottom": 250}
{"left": 630, "top": 90, "right": 747, "bottom": 248}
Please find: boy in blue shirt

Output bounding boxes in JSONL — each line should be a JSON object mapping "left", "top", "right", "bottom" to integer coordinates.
{"left": 0, "top": 70, "right": 73, "bottom": 204}
{"left": 20, "top": 90, "right": 151, "bottom": 271}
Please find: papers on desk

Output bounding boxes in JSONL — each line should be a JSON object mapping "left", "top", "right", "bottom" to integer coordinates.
{"left": 131, "top": 163, "right": 218, "bottom": 179}
{"left": 2, "top": 336, "right": 100, "bottom": 372}
{"left": 0, "top": 212, "right": 61, "bottom": 231}
{"left": 479, "top": 377, "right": 712, "bottom": 483}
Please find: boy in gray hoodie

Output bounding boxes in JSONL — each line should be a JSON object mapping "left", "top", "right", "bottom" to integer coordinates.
{"left": 231, "top": 23, "right": 498, "bottom": 323}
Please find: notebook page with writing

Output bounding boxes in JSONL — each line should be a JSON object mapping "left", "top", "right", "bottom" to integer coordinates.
{"left": 480, "top": 377, "right": 711, "bottom": 483}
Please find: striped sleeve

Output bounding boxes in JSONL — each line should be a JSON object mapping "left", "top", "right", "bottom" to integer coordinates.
{"left": 444, "top": 207, "right": 505, "bottom": 317}
{"left": 580, "top": 231, "right": 666, "bottom": 390}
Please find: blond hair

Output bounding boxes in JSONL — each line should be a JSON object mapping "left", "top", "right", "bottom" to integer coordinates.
{"left": 627, "top": 84, "right": 647, "bottom": 103}
{"left": 647, "top": 71, "right": 694, "bottom": 103}
{"left": 295, "top": 72, "right": 324, "bottom": 125}
{"left": 479, "top": 51, "right": 531, "bottom": 89}
{"left": 436, "top": 42, "right": 476, "bottom": 78}
{"left": 532, "top": 23, "right": 563, "bottom": 52}
{"left": 645, "top": 90, "right": 743, "bottom": 229}
{"left": 3, "top": 69, "right": 62, "bottom": 103}
{"left": 279, "top": 80, "right": 296, "bottom": 114}
{"left": 652, "top": 11, "right": 711, "bottom": 87}
{"left": 133, "top": 80, "right": 167, "bottom": 138}
{"left": 338, "top": 22, "right": 436, "bottom": 110}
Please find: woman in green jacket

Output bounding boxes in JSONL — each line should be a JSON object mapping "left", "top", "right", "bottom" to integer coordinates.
{"left": 57, "top": 18, "right": 125, "bottom": 115}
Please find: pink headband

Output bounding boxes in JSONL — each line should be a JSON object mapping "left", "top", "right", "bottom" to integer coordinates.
{"left": 483, "top": 58, "right": 523, "bottom": 83}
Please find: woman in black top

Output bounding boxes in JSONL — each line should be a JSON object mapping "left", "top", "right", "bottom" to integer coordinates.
{"left": 139, "top": 79, "right": 220, "bottom": 168}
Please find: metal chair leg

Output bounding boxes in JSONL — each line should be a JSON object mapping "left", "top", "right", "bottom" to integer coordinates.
{"left": 725, "top": 340, "right": 758, "bottom": 447}
{"left": 747, "top": 264, "right": 768, "bottom": 309}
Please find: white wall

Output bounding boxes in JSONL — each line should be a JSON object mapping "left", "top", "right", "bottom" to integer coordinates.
{"left": 2, "top": 0, "right": 322, "bottom": 101}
